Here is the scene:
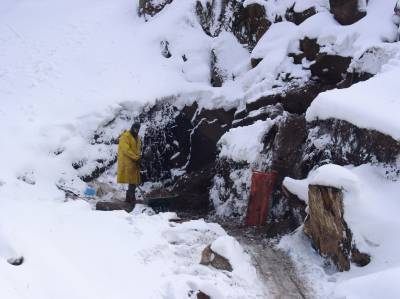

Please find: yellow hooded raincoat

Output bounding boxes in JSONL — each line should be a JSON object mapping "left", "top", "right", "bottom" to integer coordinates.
{"left": 117, "top": 130, "right": 141, "bottom": 185}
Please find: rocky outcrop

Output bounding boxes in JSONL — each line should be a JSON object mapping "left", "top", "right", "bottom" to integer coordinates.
{"left": 262, "top": 114, "right": 308, "bottom": 184}
{"left": 195, "top": 0, "right": 221, "bottom": 37}
{"left": 196, "top": 0, "right": 270, "bottom": 50}
{"left": 186, "top": 106, "right": 236, "bottom": 170}
{"left": 310, "top": 54, "right": 352, "bottom": 86}
{"left": 231, "top": 3, "right": 270, "bottom": 50}
{"left": 210, "top": 49, "right": 224, "bottom": 87}
{"left": 329, "top": 0, "right": 367, "bottom": 25}
{"left": 200, "top": 244, "right": 233, "bottom": 271}
{"left": 303, "top": 119, "right": 400, "bottom": 171}
{"left": 246, "top": 82, "right": 323, "bottom": 114}
{"left": 138, "top": 0, "right": 173, "bottom": 19}
{"left": 304, "top": 185, "right": 370, "bottom": 271}
{"left": 285, "top": 5, "right": 316, "bottom": 25}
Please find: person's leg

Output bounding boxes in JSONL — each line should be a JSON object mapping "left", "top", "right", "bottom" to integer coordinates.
{"left": 126, "top": 184, "right": 136, "bottom": 206}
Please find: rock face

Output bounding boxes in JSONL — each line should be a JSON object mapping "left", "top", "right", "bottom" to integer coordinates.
{"left": 138, "top": 0, "right": 173, "bottom": 18}
{"left": 231, "top": 3, "right": 270, "bottom": 50}
{"left": 210, "top": 158, "right": 251, "bottom": 218}
{"left": 304, "top": 119, "right": 400, "bottom": 170}
{"left": 310, "top": 54, "right": 352, "bottom": 85}
{"left": 329, "top": 0, "right": 367, "bottom": 25}
{"left": 304, "top": 185, "right": 370, "bottom": 271}
{"left": 285, "top": 5, "right": 316, "bottom": 25}
{"left": 196, "top": 0, "right": 270, "bottom": 50}
{"left": 200, "top": 244, "right": 233, "bottom": 271}
{"left": 245, "top": 82, "right": 323, "bottom": 115}
{"left": 210, "top": 49, "right": 224, "bottom": 87}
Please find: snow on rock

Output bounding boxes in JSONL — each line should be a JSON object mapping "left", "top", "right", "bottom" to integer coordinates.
{"left": 281, "top": 163, "right": 400, "bottom": 297}
{"left": 218, "top": 119, "right": 274, "bottom": 163}
{"left": 306, "top": 55, "right": 400, "bottom": 141}
{"left": 210, "top": 235, "right": 257, "bottom": 279}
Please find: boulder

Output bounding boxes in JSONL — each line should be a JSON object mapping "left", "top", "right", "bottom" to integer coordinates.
{"left": 304, "top": 185, "right": 370, "bottom": 271}
{"left": 329, "top": 0, "right": 367, "bottom": 25}
{"left": 200, "top": 244, "right": 233, "bottom": 271}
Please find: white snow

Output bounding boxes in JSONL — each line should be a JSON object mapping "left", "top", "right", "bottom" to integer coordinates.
{"left": 218, "top": 119, "right": 275, "bottom": 163}
{"left": 282, "top": 163, "right": 400, "bottom": 298}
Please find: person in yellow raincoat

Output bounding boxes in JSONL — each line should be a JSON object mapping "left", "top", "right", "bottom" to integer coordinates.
{"left": 117, "top": 122, "right": 142, "bottom": 205}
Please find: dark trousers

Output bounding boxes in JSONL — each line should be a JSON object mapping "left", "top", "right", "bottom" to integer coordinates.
{"left": 126, "top": 184, "right": 136, "bottom": 206}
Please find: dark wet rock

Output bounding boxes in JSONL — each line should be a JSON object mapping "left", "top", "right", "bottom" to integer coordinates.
{"left": 299, "top": 37, "right": 320, "bottom": 61}
{"left": 281, "top": 186, "right": 307, "bottom": 228}
{"left": 250, "top": 57, "right": 262, "bottom": 68}
{"left": 195, "top": 0, "right": 220, "bottom": 37}
{"left": 197, "top": 291, "right": 211, "bottom": 299}
{"left": 210, "top": 49, "right": 224, "bottom": 87}
{"left": 140, "top": 100, "right": 195, "bottom": 182}
{"left": 196, "top": 1, "right": 270, "bottom": 50}
{"left": 200, "top": 244, "right": 233, "bottom": 271}
{"left": 310, "top": 54, "right": 352, "bottom": 85}
{"left": 246, "top": 82, "right": 323, "bottom": 114}
{"left": 262, "top": 114, "right": 308, "bottom": 184}
{"left": 351, "top": 248, "right": 372, "bottom": 267}
{"left": 289, "top": 37, "right": 320, "bottom": 64}
{"left": 168, "top": 167, "right": 215, "bottom": 214}
{"left": 233, "top": 104, "right": 284, "bottom": 128}
{"left": 187, "top": 107, "right": 236, "bottom": 171}
{"left": 138, "top": 0, "right": 173, "bottom": 18}
{"left": 285, "top": 5, "right": 317, "bottom": 25}
{"left": 231, "top": 3, "right": 271, "bottom": 50}
{"left": 336, "top": 71, "right": 373, "bottom": 89}
{"left": 329, "top": 0, "right": 367, "bottom": 25}
{"left": 303, "top": 119, "right": 400, "bottom": 171}
{"left": 304, "top": 185, "right": 370, "bottom": 271}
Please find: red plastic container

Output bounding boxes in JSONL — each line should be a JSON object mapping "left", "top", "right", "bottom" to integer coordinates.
{"left": 245, "top": 171, "right": 277, "bottom": 226}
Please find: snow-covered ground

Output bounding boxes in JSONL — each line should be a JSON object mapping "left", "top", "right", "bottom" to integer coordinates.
{"left": 2, "top": 0, "right": 400, "bottom": 297}
{"left": 0, "top": 0, "right": 267, "bottom": 298}
{"left": 0, "top": 200, "right": 265, "bottom": 298}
